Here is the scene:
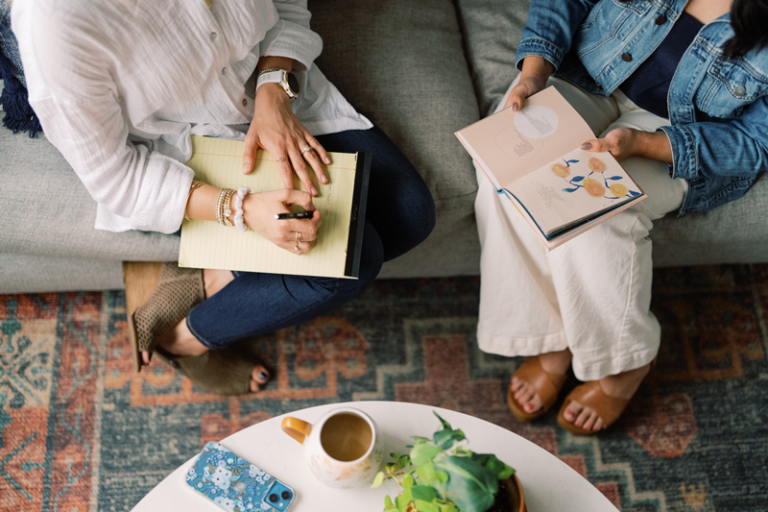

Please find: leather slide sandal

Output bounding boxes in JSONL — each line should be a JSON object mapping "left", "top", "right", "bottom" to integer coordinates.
{"left": 557, "top": 358, "right": 656, "bottom": 435}
{"left": 124, "top": 261, "right": 205, "bottom": 373}
{"left": 507, "top": 355, "right": 568, "bottom": 422}
{"left": 556, "top": 381, "right": 630, "bottom": 435}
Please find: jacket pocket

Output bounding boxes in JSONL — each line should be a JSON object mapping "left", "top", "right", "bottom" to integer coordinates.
{"left": 699, "top": 58, "right": 768, "bottom": 119}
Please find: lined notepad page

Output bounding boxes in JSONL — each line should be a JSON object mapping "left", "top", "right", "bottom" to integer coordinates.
{"left": 179, "top": 136, "right": 359, "bottom": 279}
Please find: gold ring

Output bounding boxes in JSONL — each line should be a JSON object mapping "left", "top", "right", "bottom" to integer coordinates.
{"left": 295, "top": 232, "right": 303, "bottom": 242}
{"left": 301, "top": 145, "right": 312, "bottom": 154}
{"left": 294, "top": 241, "right": 300, "bottom": 251}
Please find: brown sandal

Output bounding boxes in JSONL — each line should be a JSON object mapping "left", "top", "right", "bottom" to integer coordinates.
{"left": 124, "top": 261, "right": 266, "bottom": 395}
{"left": 507, "top": 355, "right": 568, "bottom": 422}
{"left": 556, "top": 358, "right": 656, "bottom": 435}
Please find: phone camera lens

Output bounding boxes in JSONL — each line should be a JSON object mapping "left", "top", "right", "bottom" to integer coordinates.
{"left": 281, "top": 491, "right": 291, "bottom": 500}
{"left": 269, "top": 494, "right": 278, "bottom": 503}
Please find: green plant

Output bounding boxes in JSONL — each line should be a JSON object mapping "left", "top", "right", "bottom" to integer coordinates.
{"left": 371, "top": 412, "right": 515, "bottom": 512}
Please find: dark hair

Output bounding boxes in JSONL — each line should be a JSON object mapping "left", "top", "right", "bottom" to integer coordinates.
{"left": 723, "top": 0, "right": 768, "bottom": 59}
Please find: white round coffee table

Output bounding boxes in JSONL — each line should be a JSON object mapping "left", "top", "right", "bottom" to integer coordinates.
{"left": 131, "top": 401, "right": 618, "bottom": 512}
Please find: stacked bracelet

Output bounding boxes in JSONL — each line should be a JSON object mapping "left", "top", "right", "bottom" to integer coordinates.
{"left": 233, "top": 186, "right": 251, "bottom": 233}
{"left": 184, "top": 180, "right": 204, "bottom": 221}
{"left": 216, "top": 188, "right": 236, "bottom": 227}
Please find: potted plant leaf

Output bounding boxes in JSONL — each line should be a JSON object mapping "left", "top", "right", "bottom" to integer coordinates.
{"left": 371, "top": 412, "right": 526, "bottom": 512}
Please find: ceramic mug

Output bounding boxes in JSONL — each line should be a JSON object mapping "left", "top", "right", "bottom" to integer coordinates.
{"left": 281, "top": 407, "right": 384, "bottom": 489}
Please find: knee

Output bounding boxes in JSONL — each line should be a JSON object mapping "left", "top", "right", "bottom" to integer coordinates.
{"left": 407, "top": 185, "right": 437, "bottom": 246}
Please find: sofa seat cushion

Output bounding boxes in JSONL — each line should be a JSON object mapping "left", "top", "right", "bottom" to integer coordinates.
{"left": 0, "top": 128, "right": 178, "bottom": 261}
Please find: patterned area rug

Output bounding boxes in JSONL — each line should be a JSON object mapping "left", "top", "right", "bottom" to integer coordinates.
{"left": 1, "top": 265, "right": 767, "bottom": 512}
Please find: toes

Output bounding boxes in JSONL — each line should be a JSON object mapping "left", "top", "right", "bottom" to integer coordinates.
{"left": 510, "top": 377, "right": 523, "bottom": 392}
{"left": 250, "top": 379, "right": 259, "bottom": 392}
{"left": 574, "top": 407, "right": 592, "bottom": 428}
{"left": 563, "top": 400, "right": 582, "bottom": 422}
{"left": 581, "top": 410, "right": 598, "bottom": 431}
{"left": 252, "top": 365, "right": 270, "bottom": 384}
{"left": 593, "top": 417, "right": 603, "bottom": 431}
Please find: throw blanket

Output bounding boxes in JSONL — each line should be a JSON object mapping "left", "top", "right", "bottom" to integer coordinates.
{"left": 0, "top": 0, "right": 42, "bottom": 137}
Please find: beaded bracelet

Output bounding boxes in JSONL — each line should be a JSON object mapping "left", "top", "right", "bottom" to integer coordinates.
{"left": 216, "top": 188, "right": 236, "bottom": 227}
{"left": 233, "top": 186, "right": 251, "bottom": 233}
{"left": 184, "top": 180, "right": 204, "bottom": 221}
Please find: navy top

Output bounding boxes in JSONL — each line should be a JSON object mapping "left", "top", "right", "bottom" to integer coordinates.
{"left": 619, "top": 12, "right": 703, "bottom": 119}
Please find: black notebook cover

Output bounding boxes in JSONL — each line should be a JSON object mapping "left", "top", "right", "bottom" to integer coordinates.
{"left": 343, "top": 152, "right": 372, "bottom": 278}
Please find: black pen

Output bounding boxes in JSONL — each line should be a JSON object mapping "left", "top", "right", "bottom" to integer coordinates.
{"left": 275, "top": 211, "right": 314, "bottom": 220}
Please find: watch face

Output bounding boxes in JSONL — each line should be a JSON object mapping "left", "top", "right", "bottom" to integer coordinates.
{"left": 286, "top": 72, "right": 300, "bottom": 95}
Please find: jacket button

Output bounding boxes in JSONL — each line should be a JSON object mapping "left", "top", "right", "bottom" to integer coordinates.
{"left": 735, "top": 85, "right": 747, "bottom": 96}
{"left": 622, "top": 52, "right": 633, "bottom": 62}
{"left": 655, "top": 15, "right": 667, "bottom": 25}
{"left": 242, "top": 98, "right": 248, "bottom": 107}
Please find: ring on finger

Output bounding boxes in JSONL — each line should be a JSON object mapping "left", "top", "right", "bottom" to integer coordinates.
{"left": 295, "top": 232, "right": 303, "bottom": 242}
{"left": 300, "top": 145, "right": 312, "bottom": 154}
{"left": 294, "top": 240, "right": 300, "bottom": 251}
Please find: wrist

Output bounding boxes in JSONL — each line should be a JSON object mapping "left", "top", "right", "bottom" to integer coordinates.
{"left": 255, "top": 82, "right": 292, "bottom": 106}
{"left": 520, "top": 56, "right": 554, "bottom": 84}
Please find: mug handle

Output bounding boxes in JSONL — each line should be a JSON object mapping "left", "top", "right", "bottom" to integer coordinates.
{"left": 281, "top": 417, "right": 312, "bottom": 444}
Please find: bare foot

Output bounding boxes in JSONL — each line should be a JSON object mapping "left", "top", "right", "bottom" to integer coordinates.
{"left": 510, "top": 348, "right": 572, "bottom": 414}
{"left": 141, "top": 268, "right": 269, "bottom": 392}
{"left": 561, "top": 363, "right": 651, "bottom": 431}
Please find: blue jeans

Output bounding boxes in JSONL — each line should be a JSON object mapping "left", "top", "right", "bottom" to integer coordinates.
{"left": 186, "top": 125, "right": 435, "bottom": 349}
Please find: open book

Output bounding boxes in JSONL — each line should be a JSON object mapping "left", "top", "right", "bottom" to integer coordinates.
{"left": 456, "top": 86, "right": 646, "bottom": 250}
{"left": 178, "top": 136, "right": 370, "bottom": 279}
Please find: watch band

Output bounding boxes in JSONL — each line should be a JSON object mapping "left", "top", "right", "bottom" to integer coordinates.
{"left": 255, "top": 68, "right": 299, "bottom": 100}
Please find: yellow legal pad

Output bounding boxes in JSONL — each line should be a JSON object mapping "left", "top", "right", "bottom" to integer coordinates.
{"left": 179, "top": 136, "right": 369, "bottom": 279}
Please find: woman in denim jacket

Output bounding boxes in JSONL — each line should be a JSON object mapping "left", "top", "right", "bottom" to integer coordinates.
{"left": 475, "top": 0, "right": 768, "bottom": 434}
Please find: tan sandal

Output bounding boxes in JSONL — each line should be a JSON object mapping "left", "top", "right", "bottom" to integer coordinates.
{"left": 124, "top": 261, "right": 266, "bottom": 395}
{"left": 507, "top": 355, "right": 568, "bottom": 422}
{"left": 556, "top": 358, "right": 656, "bottom": 435}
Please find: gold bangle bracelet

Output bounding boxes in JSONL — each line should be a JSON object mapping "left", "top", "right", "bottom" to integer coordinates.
{"left": 184, "top": 180, "right": 204, "bottom": 221}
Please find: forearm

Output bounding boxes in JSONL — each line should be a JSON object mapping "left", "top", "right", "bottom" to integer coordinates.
{"left": 184, "top": 182, "right": 223, "bottom": 222}
{"left": 257, "top": 56, "right": 293, "bottom": 73}
{"left": 519, "top": 56, "right": 554, "bottom": 85}
{"left": 633, "top": 130, "right": 673, "bottom": 164}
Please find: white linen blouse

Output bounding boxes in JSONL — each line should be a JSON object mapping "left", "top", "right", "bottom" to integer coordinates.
{"left": 12, "top": 0, "right": 372, "bottom": 233}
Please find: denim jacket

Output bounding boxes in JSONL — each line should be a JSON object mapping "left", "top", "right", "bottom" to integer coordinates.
{"left": 516, "top": 0, "right": 768, "bottom": 217}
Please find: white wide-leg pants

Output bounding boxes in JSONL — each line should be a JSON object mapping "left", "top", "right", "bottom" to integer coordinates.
{"left": 475, "top": 77, "right": 688, "bottom": 381}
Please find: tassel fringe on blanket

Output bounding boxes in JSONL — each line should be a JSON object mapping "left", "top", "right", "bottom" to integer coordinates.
{"left": 0, "top": 4, "right": 43, "bottom": 138}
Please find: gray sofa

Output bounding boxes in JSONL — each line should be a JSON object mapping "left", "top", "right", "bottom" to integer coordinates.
{"left": 1, "top": 0, "right": 766, "bottom": 294}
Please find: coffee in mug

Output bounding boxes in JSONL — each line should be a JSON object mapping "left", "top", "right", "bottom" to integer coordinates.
{"left": 281, "top": 407, "right": 383, "bottom": 489}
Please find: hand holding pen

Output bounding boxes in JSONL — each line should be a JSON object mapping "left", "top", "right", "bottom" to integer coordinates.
{"left": 240, "top": 188, "right": 322, "bottom": 255}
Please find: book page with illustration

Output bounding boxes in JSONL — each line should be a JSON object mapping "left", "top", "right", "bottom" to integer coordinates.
{"left": 505, "top": 148, "right": 643, "bottom": 237}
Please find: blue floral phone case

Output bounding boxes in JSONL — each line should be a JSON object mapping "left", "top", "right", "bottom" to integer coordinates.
{"left": 185, "top": 441, "right": 295, "bottom": 512}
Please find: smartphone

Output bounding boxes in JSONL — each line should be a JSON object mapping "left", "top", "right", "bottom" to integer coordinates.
{"left": 185, "top": 441, "right": 295, "bottom": 512}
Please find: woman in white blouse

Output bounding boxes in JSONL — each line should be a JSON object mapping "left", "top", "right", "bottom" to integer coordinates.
{"left": 13, "top": 0, "right": 435, "bottom": 394}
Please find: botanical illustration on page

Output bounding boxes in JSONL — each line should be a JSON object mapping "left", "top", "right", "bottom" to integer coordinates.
{"left": 505, "top": 148, "right": 641, "bottom": 236}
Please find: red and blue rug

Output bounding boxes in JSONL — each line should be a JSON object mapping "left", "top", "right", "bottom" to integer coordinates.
{"left": 1, "top": 265, "right": 767, "bottom": 512}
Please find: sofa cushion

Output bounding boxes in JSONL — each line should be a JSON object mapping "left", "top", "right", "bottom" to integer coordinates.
{"left": 455, "top": 0, "right": 529, "bottom": 116}
{"left": 652, "top": 174, "right": 768, "bottom": 266}
{"left": 308, "top": 0, "right": 481, "bottom": 219}
{"left": 0, "top": 128, "right": 179, "bottom": 261}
